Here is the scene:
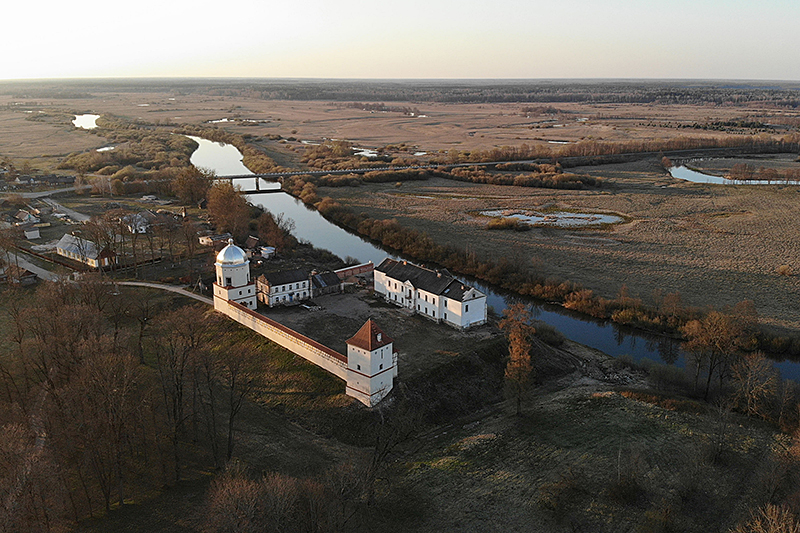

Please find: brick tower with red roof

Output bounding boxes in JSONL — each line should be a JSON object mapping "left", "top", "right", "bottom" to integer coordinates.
{"left": 345, "top": 319, "right": 397, "bottom": 406}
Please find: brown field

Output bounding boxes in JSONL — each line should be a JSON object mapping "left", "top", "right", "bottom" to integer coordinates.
{"left": 322, "top": 155, "right": 800, "bottom": 333}
{"left": 3, "top": 87, "right": 799, "bottom": 169}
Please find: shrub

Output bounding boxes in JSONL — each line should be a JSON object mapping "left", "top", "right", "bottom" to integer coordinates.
{"left": 486, "top": 217, "right": 531, "bottom": 231}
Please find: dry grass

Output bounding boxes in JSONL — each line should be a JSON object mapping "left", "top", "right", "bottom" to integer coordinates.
{"left": 324, "top": 155, "right": 800, "bottom": 333}
{"left": 398, "top": 385, "right": 781, "bottom": 533}
{"left": 2, "top": 89, "right": 798, "bottom": 168}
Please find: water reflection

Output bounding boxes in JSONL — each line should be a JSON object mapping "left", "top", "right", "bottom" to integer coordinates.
{"left": 73, "top": 114, "right": 100, "bottom": 129}
{"left": 668, "top": 165, "right": 797, "bottom": 186}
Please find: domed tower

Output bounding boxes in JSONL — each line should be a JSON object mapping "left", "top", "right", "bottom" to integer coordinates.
{"left": 213, "top": 239, "right": 257, "bottom": 312}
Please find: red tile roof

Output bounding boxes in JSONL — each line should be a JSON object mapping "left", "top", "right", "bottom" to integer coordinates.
{"left": 346, "top": 319, "right": 393, "bottom": 352}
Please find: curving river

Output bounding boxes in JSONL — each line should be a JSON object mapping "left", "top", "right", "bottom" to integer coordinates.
{"left": 189, "top": 136, "right": 800, "bottom": 380}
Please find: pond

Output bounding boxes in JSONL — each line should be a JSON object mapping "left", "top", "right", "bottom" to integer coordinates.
{"left": 669, "top": 165, "right": 799, "bottom": 185}
{"left": 188, "top": 136, "right": 800, "bottom": 380}
{"left": 73, "top": 114, "right": 100, "bottom": 129}
{"left": 481, "top": 209, "right": 624, "bottom": 228}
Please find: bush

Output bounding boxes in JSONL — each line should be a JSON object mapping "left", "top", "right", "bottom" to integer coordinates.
{"left": 486, "top": 217, "right": 531, "bottom": 231}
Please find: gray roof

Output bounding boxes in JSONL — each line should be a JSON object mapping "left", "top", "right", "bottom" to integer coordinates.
{"left": 376, "top": 258, "right": 480, "bottom": 302}
{"left": 56, "top": 234, "right": 103, "bottom": 260}
{"left": 312, "top": 271, "right": 341, "bottom": 289}
{"left": 259, "top": 269, "right": 308, "bottom": 287}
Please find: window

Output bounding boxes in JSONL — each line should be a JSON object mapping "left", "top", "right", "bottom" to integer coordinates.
{"left": 357, "top": 364, "right": 361, "bottom": 371}
{"left": 433, "top": 311, "right": 436, "bottom": 317}
{"left": 225, "top": 277, "right": 231, "bottom": 286}
{"left": 379, "top": 364, "right": 383, "bottom": 370}
{"left": 238, "top": 290, "right": 242, "bottom": 295}
{"left": 466, "top": 304, "right": 469, "bottom": 312}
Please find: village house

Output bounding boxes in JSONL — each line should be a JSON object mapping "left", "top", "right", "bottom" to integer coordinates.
{"left": 23, "top": 226, "right": 40, "bottom": 240}
{"left": 198, "top": 232, "right": 232, "bottom": 246}
{"left": 256, "top": 269, "right": 311, "bottom": 307}
{"left": 122, "top": 210, "right": 157, "bottom": 234}
{"left": 374, "top": 258, "right": 488, "bottom": 329}
{"left": 55, "top": 234, "right": 117, "bottom": 268}
{"left": 14, "top": 210, "right": 39, "bottom": 225}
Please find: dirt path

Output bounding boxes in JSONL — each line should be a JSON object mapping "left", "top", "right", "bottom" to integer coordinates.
{"left": 117, "top": 281, "right": 213, "bottom": 305}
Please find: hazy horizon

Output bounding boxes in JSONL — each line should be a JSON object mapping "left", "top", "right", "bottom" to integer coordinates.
{"left": 4, "top": 0, "right": 799, "bottom": 82}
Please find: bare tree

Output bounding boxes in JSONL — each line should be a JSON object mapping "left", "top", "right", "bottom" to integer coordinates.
{"left": 154, "top": 305, "right": 210, "bottom": 482}
{"left": 730, "top": 352, "right": 779, "bottom": 420}
{"left": 181, "top": 219, "right": 200, "bottom": 283}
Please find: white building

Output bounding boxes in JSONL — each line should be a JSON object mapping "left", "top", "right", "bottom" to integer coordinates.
{"left": 345, "top": 319, "right": 397, "bottom": 405}
{"left": 374, "top": 258, "right": 487, "bottom": 329}
{"left": 56, "top": 234, "right": 117, "bottom": 268}
{"left": 213, "top": 239, "right": 257, "bottom": 311}
{"left": 256, "top": 269, "right": 310, "bottom": 307}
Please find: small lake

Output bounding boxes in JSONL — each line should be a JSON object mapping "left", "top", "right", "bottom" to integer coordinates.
{"left": 669, "top": 165, "right": 799, "bottom": 185}
{"left": 482, "top": 209, "right": 623, "bottom": 228}
{"left": 73, "top": 114, "right": 100, "bottom": 129}
{"left": 188, "top": 136, "right": 800, "bottom": 380}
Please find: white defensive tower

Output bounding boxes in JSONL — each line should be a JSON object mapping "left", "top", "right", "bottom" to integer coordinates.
{"left": 213, "top": 238, "right": 257, "bottom": 311}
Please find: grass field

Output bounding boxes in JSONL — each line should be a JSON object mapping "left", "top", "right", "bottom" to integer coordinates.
{"left": 322, "top": 155, "right": 800, "bottom": 334}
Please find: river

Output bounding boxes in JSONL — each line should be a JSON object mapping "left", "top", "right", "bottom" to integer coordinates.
{"left": 189, "top": 136, "right": 800, "bottom": 380}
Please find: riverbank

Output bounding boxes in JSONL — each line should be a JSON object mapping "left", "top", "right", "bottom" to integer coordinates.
{"left": 320, "top": 157, "right": 800, "bottom": 336}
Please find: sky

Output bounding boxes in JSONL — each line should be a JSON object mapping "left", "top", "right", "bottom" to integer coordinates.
{"left": 4, "top": 0, "right": 799, "bottom": 81}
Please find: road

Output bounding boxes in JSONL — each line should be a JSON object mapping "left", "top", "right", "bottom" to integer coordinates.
{"left": 18, "top": 185, "right": 91, "bottom": 199}
{"left": 41, "top": 198, "right": 90, "bottom": 222}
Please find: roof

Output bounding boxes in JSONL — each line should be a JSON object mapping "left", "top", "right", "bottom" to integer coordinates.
{"left": 258, "top": 268, "right": 308, "bottom": 286}
{"left": 216, "top": 239, "right": 249, "bottom": 265}
{"left": 244, "top": 235, "right": 259, "bottom": 249}
{"left": 311, "top": 271, "right": 341, "bottom": 289}
{"left": 346, "top": 319, "right": 393, "bottom": 352}
{"left": 376, "top": 258, "right": 480, "bottom": 301}
{"left": 56, "top": 234, "right": 102, "bottom": 260}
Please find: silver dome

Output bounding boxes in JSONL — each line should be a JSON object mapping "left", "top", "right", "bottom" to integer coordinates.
{"left": 216, "top": 239, "right": 248, "bottom": 265}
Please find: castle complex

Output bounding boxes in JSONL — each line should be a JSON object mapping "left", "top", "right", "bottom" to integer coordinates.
{"left": 212, "top": 239, "right": 396, "bottom": 406}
